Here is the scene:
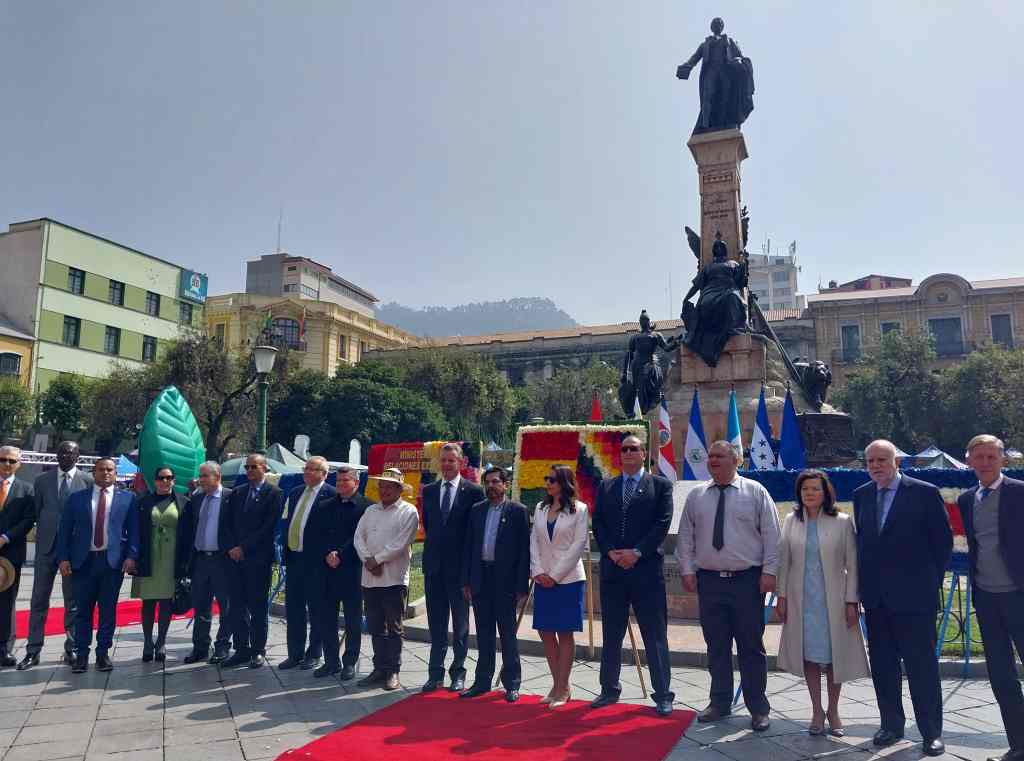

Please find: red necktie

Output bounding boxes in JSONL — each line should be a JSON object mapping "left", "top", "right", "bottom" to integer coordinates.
{"left": 94, "top": 489, "right": 108, "bottom": 548}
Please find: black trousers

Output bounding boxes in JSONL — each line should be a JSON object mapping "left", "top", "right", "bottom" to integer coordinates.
{"left": 230, "top": 558, "right": 273, "bottom": 655}
{"left": 697, "top": 568, "right": 769, "bottom": 715}
{"left": 0, "top": 563, "right": 21, "bottom": 648}
{"left": 318, "top": 581, "right": 363, "bottom": 668}
{"left": 73, "top": 552, "right": 123, "bottom": 658}
{"left": 973, "top": 587, "right": 1024, "bottom": 750}
{"left": 425, "top": 570, "right": 470, "bottom": 681}
{"left": 284, "top": 558, "right": 322, "bottom": 661}
{"left": 599, "top": 565, "right": 674, "bottom": 703}
{"left": 364, "top": 585, "right": 406, "bottom": 674}
{"left": 191, "top": 553, "right": 234, "bottom": 653}
{"left": 471, "top": 564, "right": 521, "bottom": 690}
{"left": 864, "top": 606, "right": 943, "bottom": 740}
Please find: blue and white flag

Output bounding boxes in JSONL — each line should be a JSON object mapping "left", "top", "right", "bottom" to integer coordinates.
{"left": 778, "top": 387, "right": 806, "bottom": 470}
{"left": 750, "top": 387, "right": 778, "bottom": 471}
{"left": 682, "top": 388, "right": 710, "bottom": 481}
{"left": 726, "top": 389, "right": 743, "bottom": 462}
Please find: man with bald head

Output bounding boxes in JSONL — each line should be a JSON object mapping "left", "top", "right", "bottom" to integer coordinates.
{"left": 853, "top": 439, "right": 952, "bottom": 757}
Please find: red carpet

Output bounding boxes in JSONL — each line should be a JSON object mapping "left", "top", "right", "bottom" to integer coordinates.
{"left": 15, "top": 600, "right": 218, "bottom": 639}
{"left": 277, "top": 691, "right": 696, "bottom": 761}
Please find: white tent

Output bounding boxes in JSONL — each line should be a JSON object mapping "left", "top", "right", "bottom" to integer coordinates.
{"left": 913, "top": 445, "right": 968, "bottom": 470}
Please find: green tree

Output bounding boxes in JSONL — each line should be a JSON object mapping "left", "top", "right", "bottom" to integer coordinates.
{"left": 0, "top": 378, "right": 33, "bottom": 442}
{"left": 832, "top": 331, "right": 940, "bottom": 452}
{"left": 935, "top": 345, "right": 1024, "bottom": 453}
{"left": 39, "top": 374, "right": 88, "bottom": 441}
{"left": 267, "top": 368, "right": 332, "bottom": 454}
{"left": 521, "top": 360, "right": 622, "bottom": 423}
{"left": 81, "top": 364, "right": 155, "bottom": 455}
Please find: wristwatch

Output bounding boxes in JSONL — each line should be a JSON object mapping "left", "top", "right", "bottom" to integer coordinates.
{"left": 634, "top": 549, "right": 642, "bottom": 557}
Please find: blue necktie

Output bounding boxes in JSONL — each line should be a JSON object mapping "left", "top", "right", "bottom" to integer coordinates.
{"left": 876, "top": 487, "right": 890, "bottom": 532}
{"left": 441, "top": 482, "right": 453, "bottom": 523}
{"left": 979, "top": 487, "right": 992, "bottom": 502}
{"left": 621, "top": 477, "right": 636, "bottom": 539}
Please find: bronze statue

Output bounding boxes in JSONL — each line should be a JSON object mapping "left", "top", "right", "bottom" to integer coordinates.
{"left": 802, "top": 360, "right": 833, "bottom": 408}
{"left": 676, "top": 17, "right": 754, "bottom": 134}
{"left": 618, "top": 310, "right": 679, "bottom": 416}
{"left": 680, "top": 232, "right": 748, "bottom": 367}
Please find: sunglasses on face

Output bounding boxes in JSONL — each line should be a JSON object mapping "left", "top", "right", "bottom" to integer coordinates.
{"left": 155, "top": 475, "right": 174, "bottom": 481}
{"left": 244, "top": 464, "right": 263, "bottom": 470}
{"left": 543, "top": 476, "right": 557, "bottom": 484}
{"left": 620, "top": 446, "right": 642, "bottom": 453}
{"left": 0, "top": 458, "right": 18, "bottom": 464}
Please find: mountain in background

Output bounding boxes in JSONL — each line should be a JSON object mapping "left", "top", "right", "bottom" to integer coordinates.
{"left": 377, "top": 297, "right": 578, "bottom": 337}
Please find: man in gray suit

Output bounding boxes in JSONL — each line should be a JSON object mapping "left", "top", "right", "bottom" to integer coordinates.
{"left": 17, "top": 441, "right": 92, "bottom": 670}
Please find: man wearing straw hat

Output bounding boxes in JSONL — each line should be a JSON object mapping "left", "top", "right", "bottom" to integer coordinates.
{"left": 354, "top": 468, "right": 419, "bottom": 691}
{"left": 0, "top": 446, "right": 35, "bottom": 668}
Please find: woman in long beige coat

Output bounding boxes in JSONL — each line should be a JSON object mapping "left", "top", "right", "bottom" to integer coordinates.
{"left": 777, "top": 469, "right": 870, "bottom": 737}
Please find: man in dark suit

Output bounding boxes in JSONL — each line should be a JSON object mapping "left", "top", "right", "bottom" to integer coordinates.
{"left": 960, "top": 435, "right": 1024, "bottom": 761}
{"left": 19, "top": 440, "right": 92, "bottom": 669}
{"left": 177, "top": 461, "right": 235, "bottom": 664}
{"left": 459, "top": 467, "right": 530, "bottom": 703}
{"left": 0, "top": 446, "right": 35, "bottom": 668}
{"left": 223, "top": 453, "right": 284, "bottom": 668}
{"left": 591, "top": 434, "right": 675, "bottom": 716}
{"left": 421, "top": 442, "right": 484, "bottom": 692}
{"left": 56, "top": 458, "right": 139, "bottom": 673}
{"left": 279, "top": 455, "right": 336, "bottom": 671}
{"left": 853, "top": 439, "right": 952, "bottom": 757}
{"left": 310, "top": 465, "right": 370, "bottom": 680}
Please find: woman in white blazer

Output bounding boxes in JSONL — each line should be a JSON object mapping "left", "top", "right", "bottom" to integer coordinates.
{"left": 530, "top": 465, "right": 589, "bottom": 708}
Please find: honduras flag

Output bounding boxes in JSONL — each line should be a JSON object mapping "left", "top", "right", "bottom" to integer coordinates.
{"left": 726, "top": 389, "right": 743, "bottom": 463}
{"left": 682, "top": 388, "right": 710, "bottom": 480}
{"left": 778, "top": 387, "right": 806, "bottom": 470}
{"left": 750, "top": 386, "right": 778, "bottom": 471}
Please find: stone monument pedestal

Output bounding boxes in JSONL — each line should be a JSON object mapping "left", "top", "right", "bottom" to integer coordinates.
{"left": 687, "top": 128, "right": 748, "bottom": 266}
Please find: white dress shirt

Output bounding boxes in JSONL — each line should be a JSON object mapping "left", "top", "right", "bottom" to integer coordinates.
{"left": 90, "top": 485, "right": 115, "bottom": 551}
{"left": 354, "top": 498, "right": 420, "bottom": 588}
{"left": 59, "top": 466, "right": 78, "bottom": 495}
{"left": 0, "top": 474, "right": 13, "bottom": 542}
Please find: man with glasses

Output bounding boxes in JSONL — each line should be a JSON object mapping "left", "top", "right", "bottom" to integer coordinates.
{"left": 591, "top": 435, "right": 676, "bottom": 716}
{"left": 224, "top": 454, "right": 285, "bottom": 668}
{"left": 280, "top": 456, "right": 335, "bottom": 671}
{"left": 0, "top": 446, "right": 35, "bottom": 668}
{"left": 178, "top": 461, "right": 235, "bottom": 664}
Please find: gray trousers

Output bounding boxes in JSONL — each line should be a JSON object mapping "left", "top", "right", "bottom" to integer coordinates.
{"left": 25, "top": 552, "right": 76, "bottom": 656}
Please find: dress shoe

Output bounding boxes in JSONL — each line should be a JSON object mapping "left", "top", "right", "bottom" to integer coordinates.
{"left": 923, "top": 738, "right": 945, "bottom": 757}
{"left": 0, "top": 650, "right": 15, "bottom": 668}
{"left": 71, "top": 657, "right": 88, "bottom": 674}
{"left": 449, "top": 676, "right": 466, "bottom": 692}
{"left": 357, "top": 669, "right": 387, "bottom": 687}
{"left": 751, "top": 714, "right": 771, "bottom": 732}
{"left": 183, "top": 649, "right": 210, "bottom": 664}
{"left": 340, "top": 665, "right": 356, "bottom": 681}
{"left": 248, "top": 654, "right": 266, "bottom": 668}
{"left": 142, "top": 641, "right": 154, "bottom": 662}
{"left": 95, "top": 654, "right": 113, "bottom": 672}
{"left": 278, "top": 657, "right": 301, "bottom": 670}
{"left": 62, "top": 651, "right": 76, "bottom": 665}
{"left": 314, "top": 663, "right": 340, "bottom": 678}
{"left": 460, "top": 683, "right": 491, "bottom": 699}
{"left": 209, "top": 648, "right": 229, "bottom": 664}
{"left": 697, "top": 705, "right": 731, "bottom": 723}
{"left": 590, "top": 692, "right": 620, "bottom": 709}
{"left": 383, "top": 673, "right": 400, "bottom": 691}
{"left": 17, "top": 653, "right": 40, "bottom": 671}
{"left": 656, "top": 700, "right": 674, "bottom": 717}
{"left": 221, "top": 652, "right": 252, "bottom": 668}
{"left": 421, "top": 678, "right": 443, "bottom": 692}
{"left": 300, "top": 656, "right": 320, "bottom": 670}
{"left": 872, "top": 729, "right": 904, "bottom": 747}
{"left": 505, "top": 690, "right": 520, "bottom": 703}
{"left": 988, "top": 750, "right": 1024, "bottom": 761}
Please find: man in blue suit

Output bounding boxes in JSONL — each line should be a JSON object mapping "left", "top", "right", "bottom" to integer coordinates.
{"left": 56, "top": 458, "right": 139, "bottom": 673}
{"left": 853, "top": 440, "right": 952, "bottom": 757}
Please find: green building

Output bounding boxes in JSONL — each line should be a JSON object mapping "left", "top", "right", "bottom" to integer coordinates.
{"left": 0, "top": 218, "right": 209, "bottom": 393}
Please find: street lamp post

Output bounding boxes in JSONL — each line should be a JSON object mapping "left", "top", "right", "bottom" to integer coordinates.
{"left": 252, "top": 345, "right": 279, "bottom": 454}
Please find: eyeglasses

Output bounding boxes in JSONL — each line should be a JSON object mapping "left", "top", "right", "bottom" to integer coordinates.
{"left": 543, "top": 476, "right": 557, "bottom": 484}
{"left": 620, "top": 446, "right": 642, "bottom": 453}
{"left": 0, "top": 458, "right": 18, "bottom": 464}
{"left": 155, "top": 475, "right": 174, "bottom": 481}
{"left": 244, "top": 464, "right": 263, "bottom": 470}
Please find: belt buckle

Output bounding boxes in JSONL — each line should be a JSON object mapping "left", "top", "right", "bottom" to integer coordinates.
{"left": 719, "top": 571, "right": 735, "bottom": 578}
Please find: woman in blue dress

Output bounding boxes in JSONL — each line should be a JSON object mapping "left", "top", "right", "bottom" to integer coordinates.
{"left": 530, "top": 465, "right": 589, "bottom": 708}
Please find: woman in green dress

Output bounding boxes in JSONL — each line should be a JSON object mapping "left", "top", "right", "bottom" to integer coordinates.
{"left": 132, "top": 466, "right": 186, "bottom": 662}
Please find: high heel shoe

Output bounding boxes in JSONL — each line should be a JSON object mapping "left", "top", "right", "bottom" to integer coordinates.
{"left": 142, "top": 641, "right": 154, "bottom": 663}
{"left": 825, "top": 713, "right": 844, "bottom": 737}
{"left": 154, "top": 644, "right": 166, "bottom": 663}
{"left": 549, "top": 690, "right": 572, "bottom": 708}
{"left": 540, "top": 691, "right": 556, "bottom": 705}
{"left": 809, "top": 711, "right": 825, "bottom": 736}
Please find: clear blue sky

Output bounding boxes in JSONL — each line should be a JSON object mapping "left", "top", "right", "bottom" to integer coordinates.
{"left": 2, "top": 2, "right": 1020, "bottom": 326}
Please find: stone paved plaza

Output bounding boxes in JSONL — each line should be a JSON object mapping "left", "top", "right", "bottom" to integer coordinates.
{"left": 0, "top": 570, "right": 1012, "bottom": 761}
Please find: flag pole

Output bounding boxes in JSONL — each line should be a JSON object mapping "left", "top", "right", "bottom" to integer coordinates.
{"left": 626, "top": 610, "right": 649, "bottom": 699}
{"left": 586, "top": 531, "right": 596, "bottom": 660}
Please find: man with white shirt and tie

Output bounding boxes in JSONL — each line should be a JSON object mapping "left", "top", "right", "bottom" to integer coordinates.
{"left": 0, "top": 446, "right": 35, "bottom": 668}
{"left": 19, "top": 441, "right": 92, "bottom": 670}
{"left": 280, "top": 456, "right": 336, "bottom": 671}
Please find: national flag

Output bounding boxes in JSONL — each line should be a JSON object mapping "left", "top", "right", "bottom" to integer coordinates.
{"left": 726, "top": 388, "right": 743, "bottom": 463}
{"left": 750, "top": 386, "right": 778, "bottom": 471}
{"left": 657, "top": 400, "right": 677, "bottom": 481}
{"left": 589, "top": 391, "right": 603, "bottom": 422}
{"left": 778, "top": 387, "right": 806, "bottom": 470}
{"left": 682, "top": 388, "right": 710, "bottom": 481}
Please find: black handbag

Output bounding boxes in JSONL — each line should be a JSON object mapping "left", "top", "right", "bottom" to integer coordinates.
{"left": 171, "top": 578, "right": 193, "bottom": 616}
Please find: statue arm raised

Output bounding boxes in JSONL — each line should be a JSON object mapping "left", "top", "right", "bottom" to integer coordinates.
{"left": 677, "top": 44, "right": 704, "bottom": 79}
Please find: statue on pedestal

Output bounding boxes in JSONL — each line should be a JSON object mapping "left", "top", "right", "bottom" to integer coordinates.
{"left": 676, "top": 17, "right": 755, "bottom": 134}
{"left": 618, "top": 310, "right": 679, "bottom": 416}
{"left": 680, "top": 232, "right": 748, "bottom": 367}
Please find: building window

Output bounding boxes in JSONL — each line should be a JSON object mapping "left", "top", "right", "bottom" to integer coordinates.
{"left": 338, "top": 334, "right": 347, "bottom": 360}
{"left": 928, "top": 317, "right": 964, "bottom": 356}
{"left": 880, "top": 321, "right": 901, "bottom": 336}
{"left": 142, "top": 335, "right": 157, "bottom": 362}
{"left": 179, "top": 302, "right": 193, "bottom": 325}
{"left": 991, "top": 314, "right": 1013, "bottom": 348}
{"left": 773, "top": 287, "right": 791, "bottom": 297}
{"left": 214, "top": 323, "right": 226, "bottom": 349}
{"left": 108, "top": 279, "right": 125, "bottom": 306}
{"left": 359, "top": 340, "right": 368, "bottom": 359}
{"left": 282, "top": 283, "right": 297, "bottom": 293}
{"left": 772, "top": 270, "right": 789, "bottom": 283}
{"left": 104, "top": 326, "right": 121, "bottom": 355}
{"left": 841, "top": 324, "right": 861, "bottom": 362}
{"left": 287, "top": 266, "right": 297, "bottom": 272}
{"left": 67, "top": 267, "right": 85, "bottom": 295}
{"left": 0, "top": 353, "right": 21, "bottom": 376}
{"left": 271, "top": 317, "right": 302, "bottom": 349}
{"left": 145, "top": 291, "right": 161, "bottom": 316}
{"left": 62, "top": 316, "right": 81, "bottom": 347}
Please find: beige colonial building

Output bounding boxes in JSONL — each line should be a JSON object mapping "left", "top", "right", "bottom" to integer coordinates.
{"left": 205, "top": 293, "right": 420, "bottom": 375}
{"left": 808, "top": 273, "right": 1024, "bottom": 384}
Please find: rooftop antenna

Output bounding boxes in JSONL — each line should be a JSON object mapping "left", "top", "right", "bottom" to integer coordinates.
{"left": 276, "top": 205, "right": 283, "bottom": 253}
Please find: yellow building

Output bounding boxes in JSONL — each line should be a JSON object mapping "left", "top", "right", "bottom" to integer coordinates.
{"left": 205, "top": 293, "right": 420, "bottom": 374}
{"left": 0, "top": 323, "right": 35, "bottom": 387}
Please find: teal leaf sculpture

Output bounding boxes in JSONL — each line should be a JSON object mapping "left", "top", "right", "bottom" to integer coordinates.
{"left": 138, "top": 386, "right": 206, "bottom": 494}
